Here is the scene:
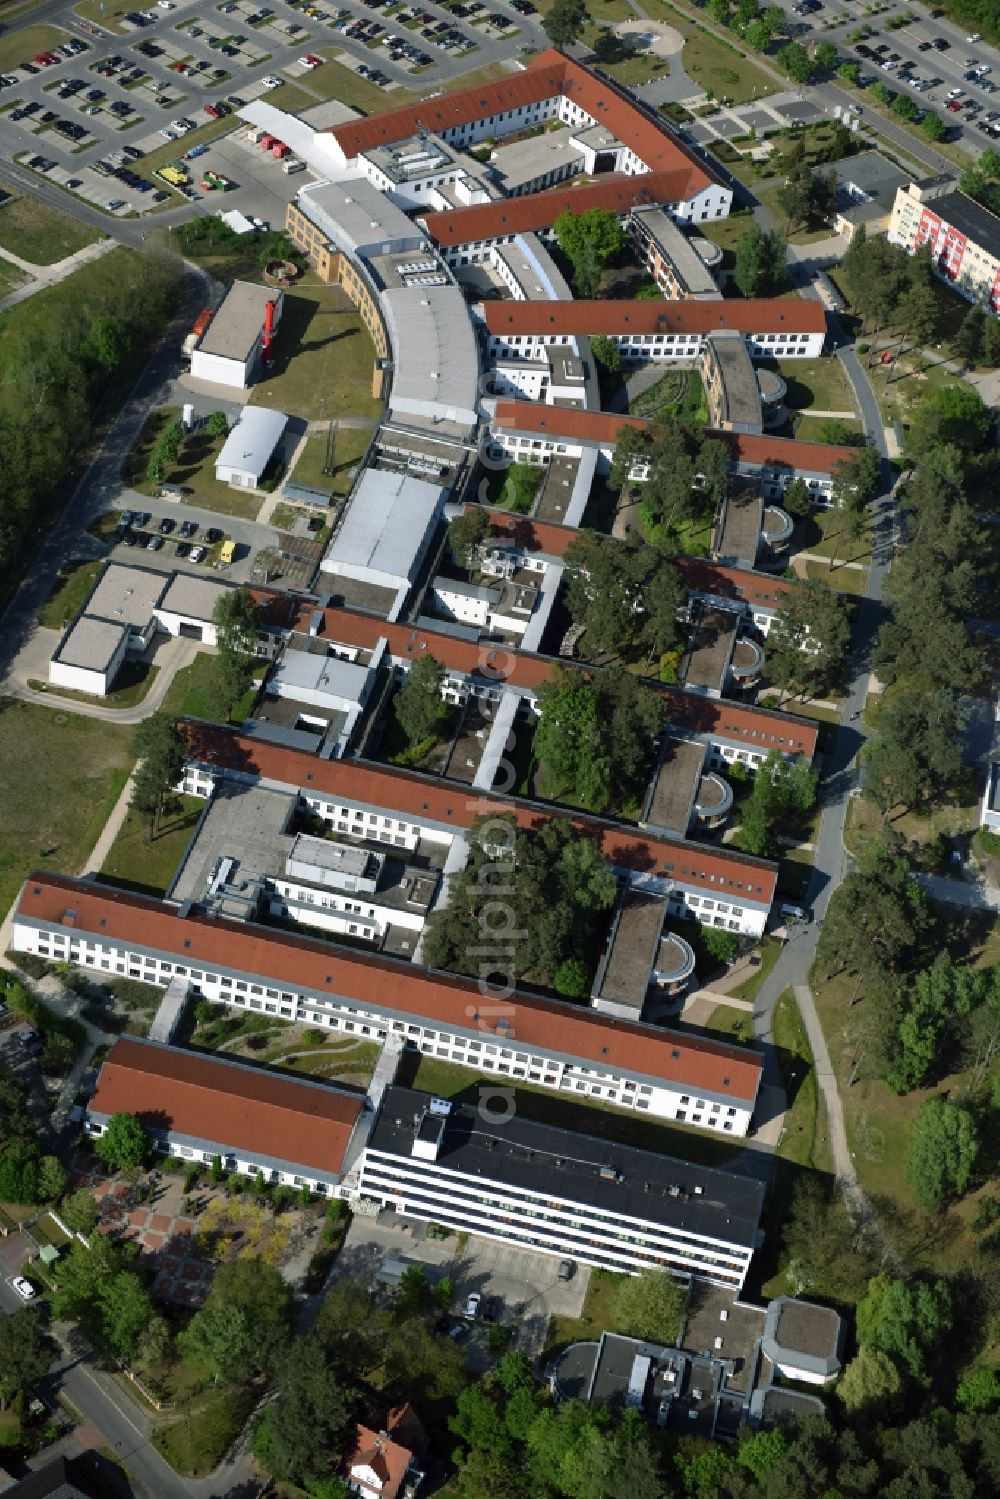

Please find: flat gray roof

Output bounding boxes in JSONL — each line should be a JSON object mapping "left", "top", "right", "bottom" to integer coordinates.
{"left": 707, "top": 334, "right": 761, "bottom": 430}
{"left": 594, "top": 891, "right": 668, "bottom": 1011}
{"left": 684, "top": 607, "right": 738, "bottom": 694}
{"left": 171, "top": 782, "right": 296, "bottom": 908}
{"left": 217, "top": 406, "right": 288, "bottom": 477}
{"left": 158, "top": 573, "right": 230, "bottom": 623}
{"left": 381, "top": 284, "right": 480, "bottom": 432}
{"left": 717, "top": 487, "right": 762, "bottom": 566}
{"left": 296, "top": 176, "right": 423, "bottom": 258}
{"left": 631, "top": 205, "right": 719, "bottom": 297}
{"left": 54, "top": 615, "right": 127, "bottom": 673}
{"left": 271, "top": 648, "right": 374, "bottom": 704}
{"left": 490, "top": 126, "right": 583, "bottom": 189}
{"left": 644, "top": 737, "right": 706, "bottom": 836}
{"left": 199, "top": 281, "right": 280, "bottom": 363}
{"left": 324, "top": 468, "right": 443, "bottom": 583}
{"left": 87, "top": 563, "right": 170, "bottom": 629}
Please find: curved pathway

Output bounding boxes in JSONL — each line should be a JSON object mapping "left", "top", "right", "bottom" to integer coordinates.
{"left": 745, "top": 275, "right": 893, "bottom": 1225}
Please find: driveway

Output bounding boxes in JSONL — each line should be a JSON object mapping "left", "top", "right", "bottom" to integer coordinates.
{"left": 330, "top": 1212, "right": 588, "bottom": 1366}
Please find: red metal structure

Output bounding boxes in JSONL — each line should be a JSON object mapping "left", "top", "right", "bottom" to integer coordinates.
{"left": 262, "top": 299, "right": 278, "bottom": 365}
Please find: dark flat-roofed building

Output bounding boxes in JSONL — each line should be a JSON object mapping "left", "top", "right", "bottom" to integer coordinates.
{"left": 681, "top": 606, "right": 739, "bottom": 698}
{"left": 713, "top": 486, "right": 763, "bottom": 570}
{"left": 761, "top": 1295, "right": 843, "bottom": 1383}
{"left": 591, "top": 891, "right": 695, "bottom": 1019}
{"left": 358, "top": 1086, "right": 765, "bottom": 1288}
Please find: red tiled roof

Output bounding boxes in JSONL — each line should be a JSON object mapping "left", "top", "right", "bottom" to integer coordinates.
{"left": 177, "top": 721, "right": 778, "bottom": 903}
{"left": 345, "top": 1427, "right": 413, "bottom": 1499}
{"left": 491, "top": 401, "right": 849, "bottom": 477}
{"left": 18, "top": 875, "right": 764, "bottom": 1102}
{"left": 483, "top": 297, "right": 827, "bottom": 338}
{"left": 326, "top": 50, "right": 719, "bottom": 185}
{"left": 272, "top": 600, "right": 817, "bottom": 757}
{"left": 296, "top": 602, "right": 816, "bottom": 757}
{"left": 90, "top": 1038, "right": 362, "bottom": 1174}
{"left": 422, "top": 170, "right": 702, "bottom": 248}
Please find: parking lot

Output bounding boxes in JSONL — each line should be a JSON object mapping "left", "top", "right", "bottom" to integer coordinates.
{"left": 0, "top": 0, "right": 546, "bottom": 225}
{"left": 331, "top": 1211, "right": 589, "bottom": 1368}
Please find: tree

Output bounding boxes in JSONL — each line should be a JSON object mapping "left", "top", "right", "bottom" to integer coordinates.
{"left": 815, "top": 40, "right": 838, "bottom": 69}
{"left": 891, "top": 91, "right": 918, "bottom": 121}
{"left": 393, "top": 653, "right": 449, "bottom": 746}
{"left": 535, "top": 668, "right": 665, "bottom": 813}
{"left": 180, "top": 1300, "right": 255, "bottom": 1385}
{"left": 448, "top": 507, "right": 491, "bottom": 569}
{"left": 766, "top": 579, "right": 852, "bottom": 702}
{"left": 782, "top": 477, "right": 812, "bottom": 519}
{"left": 0, "top": 1141, "right": 40, "bottom": 1204}
{"left": 38, "top": 1154, "right": 66, "bottom": 1201}
{"left": 956, "top": 1366, "right": 1000, "bottom": 1413}
{"left": 94, "top": 1112, "right": 152, "bottom": 1173}
{"left": 921, "top": 111, "right": 947, "bottom": 141}
{"left": 733, "top": 222, "right": 786, "bottom": 297}
{"left": 776, "top": 41, "right": 816, "bottom": 83}
{"left": 956, "top": 305, "right": 986, "bottom": 367}
{"left": 608, "top": 424, "right": 649, "bottom": 492}
{"left": 855, "top": 1273, "right": 952, "bottom": 1384}
{"left": 103, "top": 1270, "right": 155, "bottom": 1360}
{"left": 206, "top": 409, "right": 229, "bottom": 438}
{"left": 776, "top": 172, "right": 812, "bottom": 232}
{"left": 781, "top": 1177, "right": 873, "bottom": 1303}
{"left": 213, "top": 585, "right": 260, "bottom": 658}
{"left": 889, "top": 279, "right": 939, "bottom": 375}
{"left": 130, "top": 712, "right": 186, "bottom": 835}
{"left": 816, "top": 835, "right": 924, "bottom": 981}
{"left": 542, "top": 0, "right": 588, "bottom": 46}
{"left": 831, "top": 444, "right": 880, "bottom": 512}
{"left": 61, "top": 1186, "right": 99, "bottom": 1235}
{"left": 0, "top": 1309, "right": 57, "bottom": 1408}
{"left": 838, "top": 1346, "right": 904, "bottom": 1415}
{"left": 907, "top": 381, "right": 991, "bottom": 459}
{"left": 52, "top": 1235, "right": 152, "bottom": 1359}
{"left": 863, "top": 689, "right": 964, "bottom": 819}
{"left": 983, "top": 314, "right": 1000, "bottom": 366}
{"left": 590, "top": 334, "right": 621, "bottom": 375}
{"left": 736, "top": 749, "right": 816, "bottom": 860}
{"left": 87, "top": 315, "right": 131, "bottom": 371}
{"left": 253, "top": 1332, "right": 355, "bottom": 1491}
{"left": 554, "top": 207, "right": 623, "bottom": 298}
{"left": 838, "top": 60, "right": 861, "bottom": 84}
{"left": 613, "top": 1270, "right": 686, "bottom": 1345}
{"left": 563, "top": 531, "right": 682, "bottom": 658}
{"left": 906, "top": 1096, "right": 979, "bottom": 1211}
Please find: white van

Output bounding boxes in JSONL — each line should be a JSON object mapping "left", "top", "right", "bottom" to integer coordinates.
{"left": 282, "top": 157, "right": 305, "bottom": 175}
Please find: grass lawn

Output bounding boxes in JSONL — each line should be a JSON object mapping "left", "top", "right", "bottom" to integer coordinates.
{"left": 74, "top": 0, "right": 133, "bottom": 30}
{"left": 800, "top": 506, "right": 873, "bottom": 566}
{"left": 0, "top": 25, "right": 70, "bottom": 72}
{"left": 843, "top": 776, "right": 979, "bottom": 859}
{"left": 29, "top": 660, "right": 160, "bottom": 710}
{"left": 124, "top": 411, "right": 264, "bottom": 520}
{"left": 805, "top": 558, "right": 868, "bottom": 596}
{"left": 544, "top": 1270, "right": 622, "bottom": 1360}
{"left": 274, "top": 1040, "right": 380, "bottom": 1085}
{"left": 0, "top": 260, "right": 29, "bottom": 297}
{"left": 289, "top": 424, "right": 373, "bottom": 497}
{"left": 0, "top": 698, "right": 134, "bottom": 918}
{"left": 0, "top": 179, "right": 100, "bottom": 265}
{"left": 791, "top": 414, "right": 864, "bottom": 445}
{"left": 776, "top": 358, "right": 857, "bottom": 415}
{"left": 809, "top": 953, "right": 995, "bottom": 1283}
{"left": 400, "top": 1054, "right": 745, "bottom": 1168}
{"left": 38, "top": 559, "right": 103, "bottom": 630}
{"left": 730, "top": 935, "right": 782, "bottom": 1002}
{"left": 249, "top": 279, "right": 383, "bottom": 424}
{"left": 697, "top": 1002, "right": 752, "bottom": 1045}
{"left": 865, "top": 355, "right": 970, "bottom": 431}
{"left": 98, "top": 794, "right": 204, "bottom": 898}
{"left": 151, "top": 1361, "right": 257, "bottom": 1478}
{"left": 161, "top": 652, "right": 257, "bottom": 725}
{"left": 757, "top": 186, "right": 838, "bottom": 245}
{"left": 639, "top": 1, "right": 774, "bottom": 103}
{"left": 696, "top": 210, "right": 755, "bottom": 256}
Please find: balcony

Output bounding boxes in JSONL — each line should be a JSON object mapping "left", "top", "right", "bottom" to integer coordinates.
{"left": 761, "top": 504, "right": 794, "bottom": 554}
{"left": 728, "top": 635, "right": 763, "bottom": 690}
{"left": 694, "top": 771, "right": 733, "bottom": 828}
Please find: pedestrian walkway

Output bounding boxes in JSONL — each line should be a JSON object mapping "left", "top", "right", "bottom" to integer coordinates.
{"left": 0, "top": 236, "right": 117, "bottom": 312}
{"left": 81, "top": 768, "right": 138, "bottom": 878}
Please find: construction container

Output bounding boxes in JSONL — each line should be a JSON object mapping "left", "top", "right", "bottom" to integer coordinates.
{"left": 271, "top": 142, "right": 289, "bottom": 159}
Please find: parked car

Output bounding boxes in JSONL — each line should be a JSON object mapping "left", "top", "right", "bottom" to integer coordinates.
{"left": 146, "top": 534, "right": 164, "bottom": 551}
{"left": 11, "top": 1277, "right": 37, "bottom": 1301}
{"left": 189, "top": 545, "right": 207, "bottom": 563}
{"left": 158, "top": 517, "right": 175, "bottom": 534}
{"left": 464, "top": 1292, "right": 481, "bottom": 1319}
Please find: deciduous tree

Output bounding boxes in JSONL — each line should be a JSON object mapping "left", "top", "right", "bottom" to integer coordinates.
{"left": 542, "top": 0, "right": 588, "bottom": 47}
{"left": 553, "top": 206, "right": 623, "bottom": 297}
{"left": 94, "top": 1111, "right": 152, "bottom": 1173}
{"left": 906, "top": 1096, "right": 979, "bottom": 1211}
{"left": 448, "top": 506, "right": 491, "bottom": 569}
{"left": 0, "top": 1309, "right": 56, "bottom": 1408}
{"left": 766, "top": 579, "right": 852, "bottom": 702}
{"left": 393, "top": 653, "right": 449, "bottom": 746}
